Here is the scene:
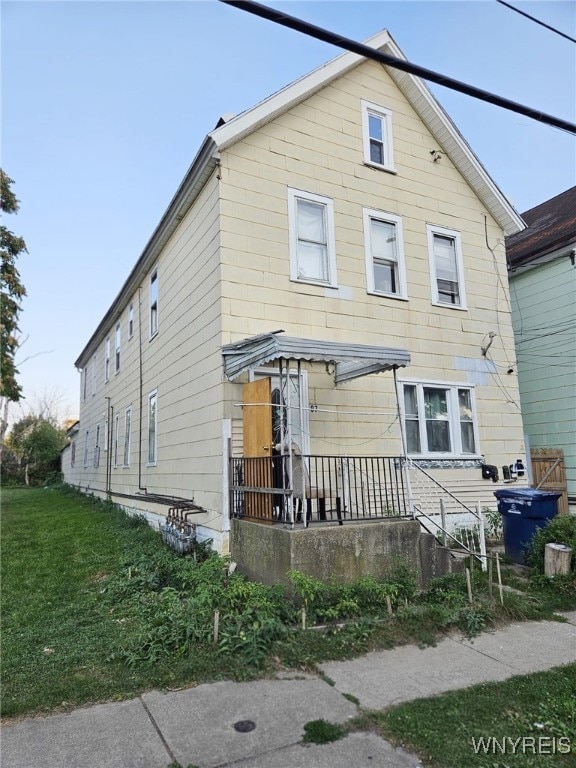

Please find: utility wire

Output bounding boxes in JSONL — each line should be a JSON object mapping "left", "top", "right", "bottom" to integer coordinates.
{"left": 496, "top": 0, "right": 576, "bottom": 44}
{"left": 218, "top": 0, "right": 576, "bottom": 135}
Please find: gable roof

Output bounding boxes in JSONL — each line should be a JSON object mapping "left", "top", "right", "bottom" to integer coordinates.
{"left": 505, "top": 186, "right": 576, "bottom": 270}
{"left": 209, "top": 30, "right": 524, "bottom": 237}
{"left": 76, "top": 30, "right": 523, "bottom": 366}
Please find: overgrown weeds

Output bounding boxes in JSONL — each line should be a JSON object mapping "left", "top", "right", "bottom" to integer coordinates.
{"left": 3, "top": 487, "right": 576, "bottom": 720}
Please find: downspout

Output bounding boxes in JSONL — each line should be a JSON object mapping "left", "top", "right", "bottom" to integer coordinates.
{"left": 138, "top": 285, "right": 147, "bottom": 493}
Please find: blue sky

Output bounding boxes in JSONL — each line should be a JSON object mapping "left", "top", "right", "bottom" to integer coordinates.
{"left": 2, "top": 0, "right": 575, "bottom": 420}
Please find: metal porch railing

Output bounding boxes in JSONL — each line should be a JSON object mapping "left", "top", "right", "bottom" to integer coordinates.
{"left": 406, "top": 458, "right": 487, "bottom": 569}
{"left": 230, "top": 454, "right": 408, "bottom": 526}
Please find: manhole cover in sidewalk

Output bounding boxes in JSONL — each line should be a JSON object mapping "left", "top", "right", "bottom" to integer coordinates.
{"left": 233, "top": 720, "right": 256, "bottom": 733}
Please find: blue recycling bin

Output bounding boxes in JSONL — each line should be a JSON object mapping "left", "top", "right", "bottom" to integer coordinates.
{"left": 494, "top": 488, "right": 561, "bottom": 564}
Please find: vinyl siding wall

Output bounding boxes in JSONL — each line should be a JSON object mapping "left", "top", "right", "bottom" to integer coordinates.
{"left": 67, "top": 171, "right": 226, "bottom": 542}
{"left": 511, "top": 255, "right": 576, "bottom": 500}
{"left": 219, "top": 58, "right": 525, "bottom": 504}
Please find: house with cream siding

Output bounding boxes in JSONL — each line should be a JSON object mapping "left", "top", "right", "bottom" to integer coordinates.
{"left": 65, "top": 30, "right": 528, "bottom": 571}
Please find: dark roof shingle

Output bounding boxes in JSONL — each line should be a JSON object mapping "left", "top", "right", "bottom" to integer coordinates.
{"left": 506, "top": 186, "right": 576, "bottom": 269}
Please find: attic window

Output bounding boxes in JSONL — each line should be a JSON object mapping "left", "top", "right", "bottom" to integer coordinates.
{"left": 361, "top": 100, "right": 395, "bottom": 173}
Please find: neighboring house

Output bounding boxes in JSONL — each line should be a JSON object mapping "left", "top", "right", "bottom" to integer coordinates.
{"left": 64, "top": 30, "right": 528, "bottom": 574}
{"left": 506, "top": 187, "right": 576, "bottom": 512}
{"left": 61, "top": 419, "right": 80, "bottom": 473}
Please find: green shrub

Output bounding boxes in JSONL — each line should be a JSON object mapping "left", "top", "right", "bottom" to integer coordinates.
{"left": 527, "top": 514, "right": 576, "bottom": 573}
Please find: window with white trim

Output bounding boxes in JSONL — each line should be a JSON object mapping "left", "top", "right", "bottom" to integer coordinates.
{"left": 427, "top": 225, "right": 466, "bottom": 308}
{"left": 123, "top": 407, "right": 132, "bottom": 467}
{"left": 113, "top": 414, "right": 120, "bottom": 467}
{"left": 150, "top": 270, "right": 159, "bottom": 338}
{"left": 83, "top": 429, "right": 90, "bottom": 467}
{"left": 115, "top": 323, "right": 121, "bottom": 373}
{"left": 288, "top": 189, "right": 337, "bottom": 287}
{"left": 94, "top": 423, "right": 100, "bottom": 467}
{"left": 92, "top": 353, "right": 97, "bottom": 395}
{"left": 128, "top": 304, "right": 134, "bottom": 339}
{"left": 104, "top": 418, "right": 109, "bottom": 452}
{"left": 104, "top": 337, "right": 110, "bottom": 383}
{"left": 147, "top": 390, "right": 157, "bottom": 465}
{"left": 82, "top": 366, "right": 87, "bottom": 401}
{"left": 401, "top": 381, "right": 479, "bottom": 457}
{"left": 361, "top": 100, "right": 395, "bottom": 171}
{"left": 363, "top": 209, "right": 407, "bottom": 299}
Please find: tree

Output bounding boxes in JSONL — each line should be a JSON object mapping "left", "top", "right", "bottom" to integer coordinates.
{"left": 4, "top": 415, "right": 66, "bottom": 486}
{"left": 1, "top": 170, "right": 27, "bottom": 402}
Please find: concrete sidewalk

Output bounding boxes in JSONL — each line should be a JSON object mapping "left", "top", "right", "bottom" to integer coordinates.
{"left": 2, "top": 613, "right": 576, "bottom": 768}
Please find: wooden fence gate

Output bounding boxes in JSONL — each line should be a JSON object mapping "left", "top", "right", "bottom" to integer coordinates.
{"left": 531, "top": 448, "right": 569, "bottom": 515}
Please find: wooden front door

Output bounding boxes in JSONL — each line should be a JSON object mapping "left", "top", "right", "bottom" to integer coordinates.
{"left": 243, "top": 378, "right": 273, "bottom": 522}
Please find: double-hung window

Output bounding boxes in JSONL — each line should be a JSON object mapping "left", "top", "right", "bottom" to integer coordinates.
{"left": 150, "top": 270, "right": 159, "bottom": 338}
{"left": 128, "top": 304, "right": 134, "bottom": 339}
{"left": 115, "top": 322, "right": 121, "bottom": 373}
{"left": 363, "top": 209, "right": 407, "bottom": 299}
{"left": 288, "top": 189, "right": 337, "bottom": 288}
{"left": 123, "top": 407, "right": 132, "bottom": 467}
{"left": 83, "top": 429, "right": 90, "bottom": 467}
{"left": 361, "top": 100, "right": 395, "bottom": 172}
{"left": 94, "top": 424, "right": 100, "bottom": 468}
{"left": 148, "top": 390, "right": 157, "bottom": 465}
{"left": 113, "top": 414, "right": 120, "bottom": 468}
{"left": 401, "top": 381, "right": 479, "bottom": 457}
{"left": 427, "top": 225, "right": 466, "bottom": 308}
{"left": 104, "top": 337, "right": 110, "bottom": 383}
{"left": 92, "top": 353, "right": 97, "bottom": 395}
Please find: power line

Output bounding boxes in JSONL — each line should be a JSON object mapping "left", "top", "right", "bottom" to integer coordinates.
{"left": 218, "top": 0, "right": 576, "bottom": 135}
{"left": 496, "top": 0, "right": 576, "bottom": 45}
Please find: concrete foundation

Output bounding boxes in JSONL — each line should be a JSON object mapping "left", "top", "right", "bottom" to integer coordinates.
{"left": 230, "top": 518, "right": 463, "bottom": 588}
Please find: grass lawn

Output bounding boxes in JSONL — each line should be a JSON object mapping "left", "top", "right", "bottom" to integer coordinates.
{"left": 0, "top": 487, "right": 252, "bottom": 718}
{"left": 2, "top": 487, "right": 575, "bottom": 725}
{"left": 356, "top": 664, "right": 576, "bottom": 767}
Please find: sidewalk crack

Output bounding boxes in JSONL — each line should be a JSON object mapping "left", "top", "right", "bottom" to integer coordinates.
{"left": 139, "top": 696, "right": 177, "bottom": 764}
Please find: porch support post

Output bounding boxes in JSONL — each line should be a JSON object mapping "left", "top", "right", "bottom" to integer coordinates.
{"left": 278, "top": 357, "right": 288, "bottom": 523}
{"left": 297, "top": 360, "right": 307, "bottom": 528}
{"left": 285, "top": 358, "right": 294, "bottom": 528}
{"left": 393, "top": 366, "right": 413, "bottom": 517}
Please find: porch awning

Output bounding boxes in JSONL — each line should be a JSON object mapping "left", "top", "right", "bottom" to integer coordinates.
{"left": 222, "top": 332, "right": 410, "bottom": 384}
